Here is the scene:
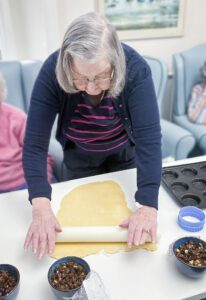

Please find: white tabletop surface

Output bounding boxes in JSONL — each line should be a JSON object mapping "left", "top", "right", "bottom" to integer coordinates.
{"left": 1, "top": 156, "right": 206, "bottom": 300}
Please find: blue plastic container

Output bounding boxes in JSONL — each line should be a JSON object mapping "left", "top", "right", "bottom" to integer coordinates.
{"left": 0, "top": 264, "right": 20, "bottom": 300}
{"left": 48, "top": 256, "right": 90, "bottom": 299}
{"left": 172, "top": 236, "right": 206, "bottom": 278}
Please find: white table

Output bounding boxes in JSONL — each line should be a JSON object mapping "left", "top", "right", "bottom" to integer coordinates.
{"left": 0, "top": 156, "right": 206, "bottom": 300}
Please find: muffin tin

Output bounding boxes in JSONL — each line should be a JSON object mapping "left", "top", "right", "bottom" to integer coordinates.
{"left": 162, "top": 161, "right": 206, "bottom": 208}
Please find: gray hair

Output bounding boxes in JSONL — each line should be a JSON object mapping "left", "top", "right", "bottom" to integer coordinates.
{"left": 56, "top": 12, "right": 126, "bottom": 97}
{"left": 0, "top": 73, "right": 7, "bottom": 103}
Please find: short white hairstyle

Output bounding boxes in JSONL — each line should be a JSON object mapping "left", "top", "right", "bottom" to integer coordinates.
{"left": 0, "top": 73, "right": 7, "bottom": 103}
{"left": 56, "top": 12, "right": 126, "bottom": 97}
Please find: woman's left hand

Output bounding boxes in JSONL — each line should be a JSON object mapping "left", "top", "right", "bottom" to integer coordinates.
{"left": 119, "top": 205, "right": 157, "bottom": 248}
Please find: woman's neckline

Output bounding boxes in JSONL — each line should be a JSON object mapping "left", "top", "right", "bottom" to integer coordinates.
{"left": 84, "top": 90, "right": 106, "bottom": 106}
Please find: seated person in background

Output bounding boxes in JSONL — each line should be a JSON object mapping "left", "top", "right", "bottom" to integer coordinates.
{"left": 188, "top": 61, "right": 206, "bottom": 125}
{"left": 0, "top": 73, "right": 54, "bottom": 193}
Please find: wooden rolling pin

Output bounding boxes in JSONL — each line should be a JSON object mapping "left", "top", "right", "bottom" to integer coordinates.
{"left": 55, "top": 226, "right": 152, "bottom": 243}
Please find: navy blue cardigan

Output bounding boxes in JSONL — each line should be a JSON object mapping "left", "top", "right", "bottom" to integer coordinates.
{"left": 23, "top": 44, "right": 162, "bottom": 209}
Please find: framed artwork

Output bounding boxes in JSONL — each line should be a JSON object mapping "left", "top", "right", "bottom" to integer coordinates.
{"left": 95, "top": 0, "right": 186, "bottom": 40}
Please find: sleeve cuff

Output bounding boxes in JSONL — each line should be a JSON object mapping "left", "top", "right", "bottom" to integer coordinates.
{"left": 135, "top": 187, "right": 159, "bottom": 210}
{"left": 27, "top": 181, "right": 52, "bottom": 203}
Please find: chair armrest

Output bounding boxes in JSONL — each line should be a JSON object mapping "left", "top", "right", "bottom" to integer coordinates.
{"left": 161, "top": 119, "right": 195, "bottom": 160}
{"left": 174, "top": 115, "right": 206, "bottom": 153}
{"left": 48, "top": 138, "right": 63, "bottom": 181}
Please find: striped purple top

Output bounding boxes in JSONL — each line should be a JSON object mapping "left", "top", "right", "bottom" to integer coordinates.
{"left": 64, "top": 93, "right": 129, "bottom": 153}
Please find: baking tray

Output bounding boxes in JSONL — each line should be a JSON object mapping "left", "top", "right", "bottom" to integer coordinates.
{"left": 161, "top": 161, "right": 206, "bottom": 208}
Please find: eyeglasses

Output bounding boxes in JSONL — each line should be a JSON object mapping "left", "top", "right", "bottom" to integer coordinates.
{"left": 71, "top": 68, "right": 114, "bottom": 87}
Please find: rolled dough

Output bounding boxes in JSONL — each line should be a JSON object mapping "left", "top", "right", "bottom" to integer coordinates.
{"left": 52, "top": 181, "right": 156, "bottom": 258}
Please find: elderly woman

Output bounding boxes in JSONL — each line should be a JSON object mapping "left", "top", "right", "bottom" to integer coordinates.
{"left": 0, "top": 73, "right": 54, "bottom": 193}
{"left": 23, "top": 12, "right": 162, "bottom": 259}
{"left": 0, "top": 73, "right": 28, "bottom": 192}
{"left": 188, "top": 61, "right": 206, "bottom": 124}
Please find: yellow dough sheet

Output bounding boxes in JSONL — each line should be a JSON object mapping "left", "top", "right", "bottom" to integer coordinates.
{"left": 52, "top": 180, "right": 156, "bottom": 258}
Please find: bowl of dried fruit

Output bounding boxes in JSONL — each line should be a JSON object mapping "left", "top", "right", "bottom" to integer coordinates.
{"left": 0, "top": 264, "right": 20, "bottom": 300}
{"left": 172, "top": 236, "right": 206, "bottom": 278}
{"left": 48, "top": 256, "right": 90, "bottom": 299}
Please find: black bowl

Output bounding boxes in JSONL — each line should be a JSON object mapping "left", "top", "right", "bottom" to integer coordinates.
{"left": 48, "top": 256, "right": 90, "bottom": 299}
{"left": 0, "top": 264, "right": 20, "bottom": 300}
{"left": 172, "top": 236, "right": 206, "bottom": 278}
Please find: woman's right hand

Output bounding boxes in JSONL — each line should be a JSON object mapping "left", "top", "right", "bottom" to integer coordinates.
{"left": 24, "top": 197, "right": 62, "bottom": 259}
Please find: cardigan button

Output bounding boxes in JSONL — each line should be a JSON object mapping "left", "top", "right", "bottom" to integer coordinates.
{"left": 119, "top": 104, "right": 123, "bottom": 108}
{"left": 124, "top": 117, "right": 128, "bottom": 121}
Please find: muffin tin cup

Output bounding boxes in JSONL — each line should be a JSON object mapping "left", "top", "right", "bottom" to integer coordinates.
{"left": 162, "top": 162, "right": 206, "bottom": 208}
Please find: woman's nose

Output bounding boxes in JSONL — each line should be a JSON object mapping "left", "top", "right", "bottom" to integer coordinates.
{"left": 86, "top": 81, "right": 97, "bottom": 92}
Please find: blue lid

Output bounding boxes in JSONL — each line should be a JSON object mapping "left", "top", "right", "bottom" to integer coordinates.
{"left": 178, "top": 206, "right": 205, "bottom": 232}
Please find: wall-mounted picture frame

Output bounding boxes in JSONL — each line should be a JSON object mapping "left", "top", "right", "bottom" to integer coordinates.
{"left": 95, "top": 0, "right": 186, "bottom": 40}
